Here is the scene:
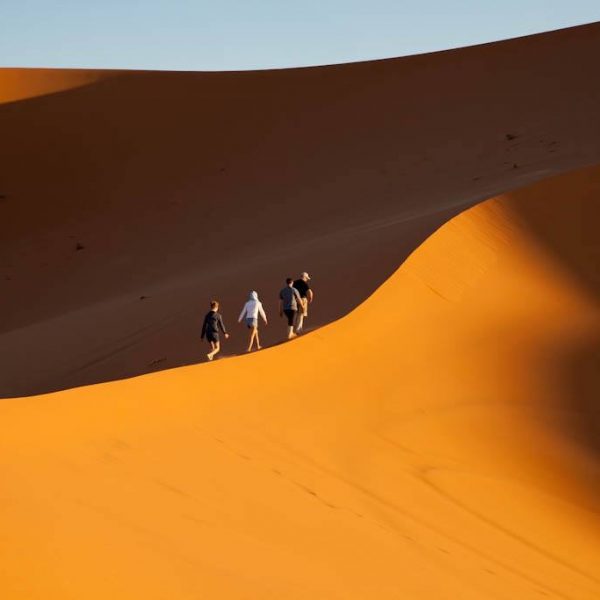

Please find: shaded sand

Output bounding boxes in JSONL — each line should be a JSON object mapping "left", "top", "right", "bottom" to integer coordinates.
{"left": 1, "top": 166, "right": 600, "bottom": 599}
{"left": 2, "top": 22, "right": 600, "bottom": 396}
{"left": 0, "top": 68, "right": 109, "bottom": 104}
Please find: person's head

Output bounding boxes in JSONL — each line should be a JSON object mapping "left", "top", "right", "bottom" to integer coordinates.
{"left": 249, "top": 290, "right": 258, "bottom": 300}
{"left": 286, "top": 278, "right": 293, "bottom": 286}
{"left": 300, "top": 272, "right": 311, "bottom": 282}
{"left": 210, "top": 300, "right": 219, "bottom": 311}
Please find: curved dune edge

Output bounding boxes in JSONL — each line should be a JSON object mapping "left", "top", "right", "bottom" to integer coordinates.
{"left": 2, "top": 22, "right": 600, "bottom": 397}
{"left": 0, "top": 68, "right": 110, "bottom": 104}
{"left": 2, "top": 166, "right": 600, "bottom": 599}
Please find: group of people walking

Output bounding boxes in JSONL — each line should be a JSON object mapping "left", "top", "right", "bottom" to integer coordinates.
{"left": 200, "top": 272, "right": 314, "bottom": 361}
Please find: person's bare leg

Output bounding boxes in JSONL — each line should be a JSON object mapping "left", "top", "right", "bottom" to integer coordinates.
{"left": 287, "top": 326, "right": 297, "bottom": 339}
{"left": 207, "top": 341, "right": 216, "bottom": 361}
{"left": 255, "top": 329, "right": 262, "bottom": 350}
{"left": 295, "top": 312, "right": 304, "bottom": 333}
{"left": 247, "top": 328, "right": 257, "bottom": 352}
{"left": 207, "top": 341, "right": 220, "bottom": 361}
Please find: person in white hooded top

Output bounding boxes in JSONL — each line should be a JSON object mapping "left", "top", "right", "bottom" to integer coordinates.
{"left": 238, "top": 291, "right": 268, "bottom": 352}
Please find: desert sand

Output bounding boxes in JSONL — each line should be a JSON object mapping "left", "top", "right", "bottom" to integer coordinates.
{"left": 1, "top": 22, "right": 600, "bottom": 396}
{"left": 0, "top": 68, "right": 108, "bottom": 104}
{"left": 1, "top": 22, "right": 600, "bottom": 600}
{"left": 1, "top": 166, "right": 600, "bottom": 599}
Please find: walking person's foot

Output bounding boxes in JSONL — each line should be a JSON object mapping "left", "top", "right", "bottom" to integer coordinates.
{"left": 207, "top": 353, "right": 213, "bottom": 361}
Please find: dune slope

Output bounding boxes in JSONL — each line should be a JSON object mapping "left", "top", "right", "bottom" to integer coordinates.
{"left": 1, "top": 23, "right": 600, "bottom": 396}
{"left": 0, "top": 68, "right": 109, "bottom": 104}
{"left": 1, "top": 166, "right": 600, "bottom": 599}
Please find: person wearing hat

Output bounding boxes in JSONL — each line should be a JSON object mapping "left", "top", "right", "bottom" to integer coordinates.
{"left": 293, "top": 272, "right": 313, "bottom": 334}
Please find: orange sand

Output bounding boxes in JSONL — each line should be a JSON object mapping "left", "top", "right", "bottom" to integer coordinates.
{"left": 1, "top": 166, "right": 600, "bottom": 599}
{"left": 2, "top": 22, "right": 600, "bottom": 397}
{"left": 0, "top": 68, "right": 109, "bottom": 104}
{"left": 2, "top": 22, "right": 600, "bottom": 600}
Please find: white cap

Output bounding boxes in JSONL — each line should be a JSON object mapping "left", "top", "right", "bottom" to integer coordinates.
{"left": 301, "top": 272, "right": 311, "bottom": 280}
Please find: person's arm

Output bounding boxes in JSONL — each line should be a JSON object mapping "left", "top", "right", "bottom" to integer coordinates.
{"left": 238, "top": 304, "right": 247, "bottom": 323}
{"left": 307, "top": 289, "right": 314, "bottom": 303}
{"left": 294, "top": 288, "right": 302, "bottom": 305}
{"left": 259, "top": 302, "right": 268, "bottom": 325}
{"left": 218, "top": 314, "right": 228, "bottom": 336}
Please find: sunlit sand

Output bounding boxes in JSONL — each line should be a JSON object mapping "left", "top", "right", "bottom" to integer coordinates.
{"left": 1, "top": 22, "right": 600, "bottom": 600}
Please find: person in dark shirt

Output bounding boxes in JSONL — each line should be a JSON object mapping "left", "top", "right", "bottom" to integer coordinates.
{"left": 293, "top": 272, "right": 313, "bottom": 334}
{"left": 279, "top": 278, "right": 302, "bottom": 340}
{"left": 201, "top": 300, "right": 229, "bottom": 361}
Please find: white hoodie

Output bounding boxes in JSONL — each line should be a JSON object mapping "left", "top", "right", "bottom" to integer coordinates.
{"left": 239, "top": 291, "right": 267, "bottom": 322}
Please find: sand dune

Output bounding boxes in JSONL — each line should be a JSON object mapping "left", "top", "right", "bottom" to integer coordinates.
{"left": 1, "top": 165, "right": 600, "bottom": 599}
{"left": 0, "top": 68, "right": 109, "bottom": 104}
{"left": 2, "top": 21, "right": 600, "bottom": 600}
{"left": 2, "top": 23, "right": 600, "bottom": 396}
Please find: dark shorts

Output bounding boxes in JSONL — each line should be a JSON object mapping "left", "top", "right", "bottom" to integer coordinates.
{"left": 206, "top": 332, "right": 219, "bottom": 344}
{"left": 283, "top": 309, "right": 296, "bottom": 326}
{"left": 246, "top": 317, "right": 258, "bottom": 329}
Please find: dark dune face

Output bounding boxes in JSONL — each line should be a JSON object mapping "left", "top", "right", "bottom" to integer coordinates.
{"left": 1, "top": 23, "right": 600, "bottom": 397}
{"left": 502, "top": 167, "right": 600, "bottom": 487}
{"left": 3, "top": 167, "right": 600, "bottom": 600}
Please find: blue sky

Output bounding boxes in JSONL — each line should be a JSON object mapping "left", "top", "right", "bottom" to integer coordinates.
{"left": 1, "top": 0, "right": 600, "bottom": 71}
